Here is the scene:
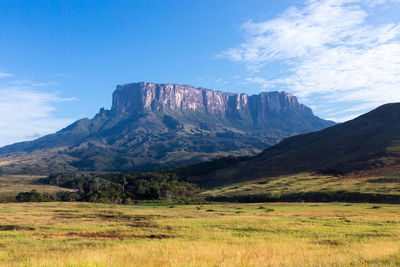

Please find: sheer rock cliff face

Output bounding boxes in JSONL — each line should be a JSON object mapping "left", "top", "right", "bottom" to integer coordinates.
{"left": 0, "top": 82, "right": 334, "bottom": 174}
{"left": 111, "top": 82, "right": 311, "bottom": 125}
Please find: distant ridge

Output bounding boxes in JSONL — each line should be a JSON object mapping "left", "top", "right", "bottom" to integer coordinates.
{"left": 198, "top": 103, "right": 400, "bottom": 187}
{"left": 0, "top": 82, "right": 334, "bottom": 174}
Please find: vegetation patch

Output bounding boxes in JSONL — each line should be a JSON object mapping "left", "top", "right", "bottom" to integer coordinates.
{"left": 127, "top": 221, "right": 161, "bottom": 229}
{"left": 94, "top": 212, "right": 139, "bottom": 221}
{"left": 35, "top": 171, "right": 200, "bottom": 203}
{"left": 0, "top": 225, "right": 35, "bottom": 231}
{"left": 32, "top": 231, "right": 176, "bottom": 240}
{"left": 53, "top": 210, "right": 164, "bottom": 222}
{"left": 206, "top": 191, "right": 400, "bottom": 203}
{"left": 370, "top": 205, "right": 381, "bottom": 209}
{"left": 366, "top": 177, "right": 400, "bottom": 183}
{"left": 317, "top": 239, "right": 343, "bottom": 246}
{"left": 257, "top": 206, "right": 275, "bottom": 212}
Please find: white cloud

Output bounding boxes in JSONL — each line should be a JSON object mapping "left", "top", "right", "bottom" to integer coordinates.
{"left": 326, "top": 113, "right": 359, "bottom": 122}
{"left": 244, "top": 77, "right": 270, "bottom": 89}
{"left": 0, "top": 85, "right": 76, "bottom": 147}
{"left": 0, "top": 72, "right": 12, "bottom": 78}
{"left": 8, "top": 79, "right": 60, "bottom": 87}
{"left": 366, "top": 0, "right": 400, "bottom": 7}
{"left": 221, "top": 0, "right": 400, "bottom": 121}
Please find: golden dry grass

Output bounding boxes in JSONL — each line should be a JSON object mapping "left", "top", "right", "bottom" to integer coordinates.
{"left": 0, "top": 202, "right": 399, "bottom": 266}
{"left": 200, "top": 172, "right": 400, "bottom": 198}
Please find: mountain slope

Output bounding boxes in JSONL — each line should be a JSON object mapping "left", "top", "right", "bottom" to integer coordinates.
{"left": 196, "top": 103, "right": 400, "bottom": 187}
{"left": 0, "top": 82, "right": 333, "bottom": 174}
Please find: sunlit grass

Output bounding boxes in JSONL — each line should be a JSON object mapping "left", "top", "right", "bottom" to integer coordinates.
{"left": 200, "top": 172, "right": 400, "bottom": 198}
{"left": 0, "top": 202, "right": 399, "bottom": 266}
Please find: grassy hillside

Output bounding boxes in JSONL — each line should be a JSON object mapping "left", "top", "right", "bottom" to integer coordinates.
{"left": 200, "top": 172, "right": 400, "bottom": 203}
{"left": 0, "top": 202, "right": 399, "bottom": 266}
{"left": 197, "top": 103, "right": 400, "bottom": 188}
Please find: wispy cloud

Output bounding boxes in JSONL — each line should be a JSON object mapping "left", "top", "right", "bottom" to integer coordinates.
{"left": 0, "top": 75, "right": 76, "bottom": 147}
{"left": 244, "top": 77, "right": 270, "bottom": 89}
{"left": 221, "top": 0, "right": 400, "bottom": 121}
{"left": 0, "top": 72, "right": 13, "bottom": 78}
{"left": 8, "top": 79, "right": 60, "bottom": 87}
{"left": 215, "top": 78, "right": 227, "bottom": 84}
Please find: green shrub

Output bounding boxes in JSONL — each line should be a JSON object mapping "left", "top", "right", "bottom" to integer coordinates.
{"left": 16, "top": 190, "right": 54, "bottom": 202}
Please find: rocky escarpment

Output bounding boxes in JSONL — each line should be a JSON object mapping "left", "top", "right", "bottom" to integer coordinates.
{"left": 0, "top": 82, "right": 334, "bottom": 174}
{"left": 111, "top": 82, "right": 312, "bottom": 127}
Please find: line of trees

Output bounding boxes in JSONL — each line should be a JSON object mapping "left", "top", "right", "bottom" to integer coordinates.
{"left": 16, "top": 156, "right": 248, "bottom": 203}
{"left": 18, "top": 171, "right": 200, "bottom": 203}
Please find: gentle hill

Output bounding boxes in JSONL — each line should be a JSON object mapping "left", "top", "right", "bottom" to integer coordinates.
{"left": 0, "top": 82, "right": 333, "bottom": 174}
{"left": 200, "top": 172, "right": 400, "bottom": 203}
{"left": 192, "top": 103, "right": 400, "bottom": 188}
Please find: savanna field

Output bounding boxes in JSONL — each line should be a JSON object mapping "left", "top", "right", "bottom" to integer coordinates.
{"left": 0, "top": 202, "right": 400, "bottom": 267}
{"left": 3, "top": 1, "right": 400, "bottom": 267}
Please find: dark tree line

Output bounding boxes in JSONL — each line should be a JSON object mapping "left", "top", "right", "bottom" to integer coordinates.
{"left": 16, "top": 156, "right": 248, "bottom": 203}
{"left": 19, "top": 171, "right": 200, "bottom": 203}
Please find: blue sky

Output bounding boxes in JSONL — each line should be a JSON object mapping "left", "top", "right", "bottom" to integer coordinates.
{"left": 1, "top": 0, "right": 400, "bottom": 146}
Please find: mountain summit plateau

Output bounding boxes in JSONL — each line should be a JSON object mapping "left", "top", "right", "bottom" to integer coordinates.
{"left": 0, "top": 82, "right": 334, "bottom": 174}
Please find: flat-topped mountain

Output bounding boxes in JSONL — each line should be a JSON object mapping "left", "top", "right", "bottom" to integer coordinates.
{"left": 0, "top": 82, "right": 334, "bottom": 174}
{"left": 112, "top": 82, "right": 308, "bottom": 121}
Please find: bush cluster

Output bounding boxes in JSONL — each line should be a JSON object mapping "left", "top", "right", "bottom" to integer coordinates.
{"left": 16, "top": 190, "right": 54, "bottom": 202}
{"left": 16, "top": 190, "right": 81, "bottom": 202}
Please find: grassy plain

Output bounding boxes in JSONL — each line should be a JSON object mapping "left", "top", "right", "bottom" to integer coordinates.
{"left": 0, "top": 175, "right": 74, "bottom": 202}
{"left": 0, "top": 202, "right": 399, "bottom": 266}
